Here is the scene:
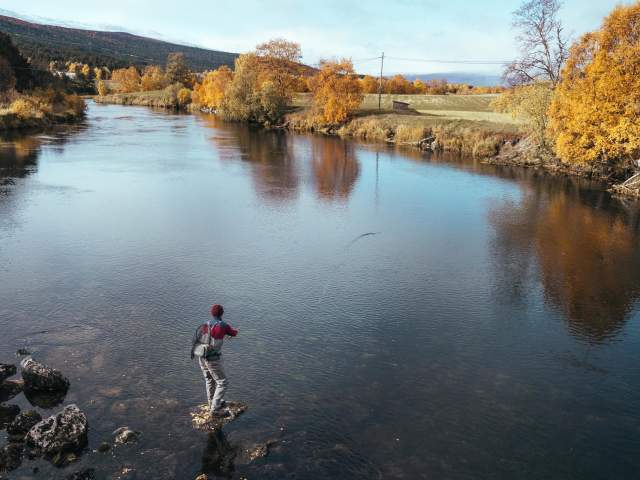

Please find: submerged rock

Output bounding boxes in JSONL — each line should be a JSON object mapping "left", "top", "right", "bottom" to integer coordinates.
{"left": 191, "top": 402, "right": 248, "bottom": 432}
{"left": 0, "top": 364, "right": 17, "bottom": 383}
{"left": 0, "top": 442, "right": 24, "bottom": 472}
{"left": 21, "top": 357, "right": 70, "bottom": 392}
{"left": 25, "top": 404, "right": 88, "bottom": 465}
{"left": 0, "top": 379, "right": 24, "bottom": 403}
{"left": 24, "top": 387, "right": 68, "bottom": 409}
{"left": 244, "top": 440, "right": 277, "bottom": 462}
{"left": 113, "top": 427, "right": 141, "bottom": 445}
{"left": 7, "top": 410, "right": 43, "bottom": 442}
{"left": 0, "top": 403, "right": 20, "bottom": 428}
{"left": 66, "top": 468, "right": 96, "bottom": 480}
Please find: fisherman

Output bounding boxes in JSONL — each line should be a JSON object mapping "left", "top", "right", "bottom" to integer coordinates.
{"left": 191, "top": 304, "right": 238, "bottom": 416}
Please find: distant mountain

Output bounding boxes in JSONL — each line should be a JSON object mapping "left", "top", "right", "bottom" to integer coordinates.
{"left": 404, "top": 72, "right": 504, "bottom": 87}
{"left": 0, "top": 14, "right": 238, "bottom": 70}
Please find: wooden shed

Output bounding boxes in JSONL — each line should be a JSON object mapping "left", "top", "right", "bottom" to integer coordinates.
{"left": 392, "top": 100, "right": 410, "bottom": 111}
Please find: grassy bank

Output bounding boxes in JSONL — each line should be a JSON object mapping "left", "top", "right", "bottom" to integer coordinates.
{"left": 0, "top": 92, "right": 86, "bottom": 131}
{"left": 287, "top": 94, "right": 522, "bottom": 159}
{"left": 94, "top": 89, "right": 182, "bottom": 109}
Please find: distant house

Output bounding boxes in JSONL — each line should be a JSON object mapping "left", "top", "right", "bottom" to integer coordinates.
{"left": 392, "top": 100, "right": 410, "bottom": 111}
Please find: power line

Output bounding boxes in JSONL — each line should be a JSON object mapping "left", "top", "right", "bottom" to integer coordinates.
{"left": 385, "top": 56, "right": 508, "bottom": 65}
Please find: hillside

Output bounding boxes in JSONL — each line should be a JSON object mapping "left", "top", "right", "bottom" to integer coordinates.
{"left": 0, "top": 14, "right": 238, "bottom": 70}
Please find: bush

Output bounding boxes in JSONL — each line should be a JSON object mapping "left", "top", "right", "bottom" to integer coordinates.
{"left": 96, "top": 80, "right": 108, "bottom": 96}
{"left": 177, "top": 87, "right": 192, "bottom": 107}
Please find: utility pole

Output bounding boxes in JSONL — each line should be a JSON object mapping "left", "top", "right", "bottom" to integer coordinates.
{"left": 378, "top": 52, "right": 385, "bottom": 111}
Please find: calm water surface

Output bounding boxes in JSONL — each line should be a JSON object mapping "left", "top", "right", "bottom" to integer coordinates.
{"left": 1, "top": 103, "right": 639, "bottom": 479}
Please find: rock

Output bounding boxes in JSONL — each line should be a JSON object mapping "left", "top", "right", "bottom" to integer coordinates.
{"left": 195, "top": 475, "right": 208, "bottom": 480}
{"left": 0, "top": 379, "right": 24, "bottom": 403}
{"left": 190, "top": 402, "right": 248, "bottom": 432}
{"left": 21, "top": 357, "right": 70, "bottom": 392}
{"left": 97, "top": 441, "right": 111, "bottom": 453}
{"left": 113, "top": 427, "right": 141, "bottom": 445}
{"left": 0, "top": 364, "right": 17, "bottom": 383}
{"left": 66, "top": 468, "right": 96, "bottom": 480}
{"left": 111, "top": 466, "right": 136, "bottom": 480}
{"left": 244, "top": 440, "right": 277, "bottom": 462}
{"left": 0, "top": 404, "right": 20, "bottom": 428}
{"left": 7, "top": 410, "right": 42, "bottom": 442}
{"left": 25, "top": 404, "right": 88, "bottom": 465}
{"left": 0, "top": 443, "right": 23, "bottom": 472}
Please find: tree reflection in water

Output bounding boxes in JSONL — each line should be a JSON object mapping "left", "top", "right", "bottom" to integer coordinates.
{"left": 200, "top": 115, "right": 360, "bottom": 202}
{"left": 309, "top": 136, "right": 359, "bottom": 201}
{"left": 490, "top": 183, "right": 640, "bottom": 344}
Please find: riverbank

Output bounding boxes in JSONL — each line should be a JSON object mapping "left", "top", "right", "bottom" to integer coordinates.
{"left": 0, "top": 94, "right": 86, "bottom": 132}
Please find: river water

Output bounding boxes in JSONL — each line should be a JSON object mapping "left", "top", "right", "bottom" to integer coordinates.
{"left": 1, "top": 102, "right": 639, "bottom": 479}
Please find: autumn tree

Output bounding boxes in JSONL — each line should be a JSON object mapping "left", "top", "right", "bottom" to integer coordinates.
{"left": 81, "top": 64, "right": 92, "bottom": 80}
{"left": 549, "top": 2, "right": 640, "bottom": 166}
{"left": 141, "top": 65, "right": 168, "bottom": 91}
{"left": 360, "top": 75, "right": 379, "bottom": 94}
{"left": 385, "top": 74, "right": 414, "bottom": 94}
{"left": 492, "top": 82, "right": 554, "bottom": 151}
{"left": 193, "top": 66, "right": 233, "bottom": 110}
{"left": 96, "top": 80, "right": 108, "bottom": 96}
{"left": 166, "top": 52, "right": 190, "bottom": 85}
{"left": 255, "top": 38, "right": 303, "bottom": 101}
{"left": 504, "top": 0, "right": 569, "bottom": 86}
{"left": 111, "top": 66, "right": 141, "bottom": 93}
{"left": 219, "top": 53, "right": 287, "bottom": 123}
{"left": 309, "top": 59, "right": 364, "bottom": 124}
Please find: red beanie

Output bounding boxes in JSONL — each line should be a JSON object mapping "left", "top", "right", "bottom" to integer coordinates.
{"left": 211, "top": 304, "right": 224, "bottom": 317}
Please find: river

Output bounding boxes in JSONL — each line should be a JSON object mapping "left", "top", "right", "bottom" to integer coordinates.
{"left": 1, "top": 102, "right": 639, "bottom": 479}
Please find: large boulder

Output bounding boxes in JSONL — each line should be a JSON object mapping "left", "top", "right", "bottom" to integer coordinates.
{"left": 7, "top": 410, "right": 42, "bottom": 442}
{"left": 25, "top": 405, "right": 88, "bottom": 464}
{"left": 0, "top": 364, "right": 16, "bottom": 383}
{"left": 20, "top": 357, "right": 70, "bottom": 393}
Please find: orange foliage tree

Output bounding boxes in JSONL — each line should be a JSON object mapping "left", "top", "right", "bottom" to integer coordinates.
{"left": 309, "top": 59, "right": 364, "bottom": 124}
{"left": 140, "top": 65, "right": 167, "bottom": 91}
{"left": 111, "top": 67, "right": 141, "bottom": 93}
{"left": 255, "top": 38, "right": 303, "bottom": 101}
{"left": 192, "top": 66, "right": 234, "bottom": 110}
{"left": 549, "top": 1, "right": 640, "bottom": 165}
{"left": 360, "top": 75, "right": 379, "bottom": 94}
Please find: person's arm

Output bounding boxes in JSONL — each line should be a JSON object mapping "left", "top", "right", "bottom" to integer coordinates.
{"left": 190, "top": 325, "right": 203, "bottom": 359}
{"left": 225, "top": 324, "right": 238, "bottom": 337}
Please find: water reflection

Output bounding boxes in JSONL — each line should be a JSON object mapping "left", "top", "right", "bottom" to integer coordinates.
{"left": 490, "top": 185, "right": 640, "bottom": 344}
{"left": 309, "top": 136, "right": 359, "bottom": 201}
{"left": 199, "top": 115, "right": 360, "bottom": 202}
{"left": 0, "top": 135, "right": 41, "bottom": 186}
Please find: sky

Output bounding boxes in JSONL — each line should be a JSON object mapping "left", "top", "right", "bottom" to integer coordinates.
{"left": 0, "top": 0, "right": 628, "bottom": 75}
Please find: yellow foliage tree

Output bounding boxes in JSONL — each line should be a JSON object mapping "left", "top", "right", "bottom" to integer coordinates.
{"left": 111, "top": 67, "right": 141, "bottom": 93}
{"left": 549, "top": 2, "right": 640, "bottom": 165}
{"left": 193, "top": 66, "right": 233, "bottom": 110}
{"left": 140, "top": 65, "right": 167, "bottom": 91}
{"left": 309, "top": 59, "right": 364, "bottom": 124}
{"left": 81, "top": 64, "right": 92, "bottom": 79}
{"left": 96, "top": 80, "right": 108, "bottom": 96}
{"left": 492, "top": 82, "right": 554, "bottom": 151}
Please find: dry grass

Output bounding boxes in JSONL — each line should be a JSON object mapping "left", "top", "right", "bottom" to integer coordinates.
{"left": 94, "top": 87, "right": 181, "bottom": 109}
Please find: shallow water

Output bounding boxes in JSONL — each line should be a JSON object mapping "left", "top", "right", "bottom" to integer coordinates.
{"left": 1, "top": 102, "right": 639, "bottom": 479}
